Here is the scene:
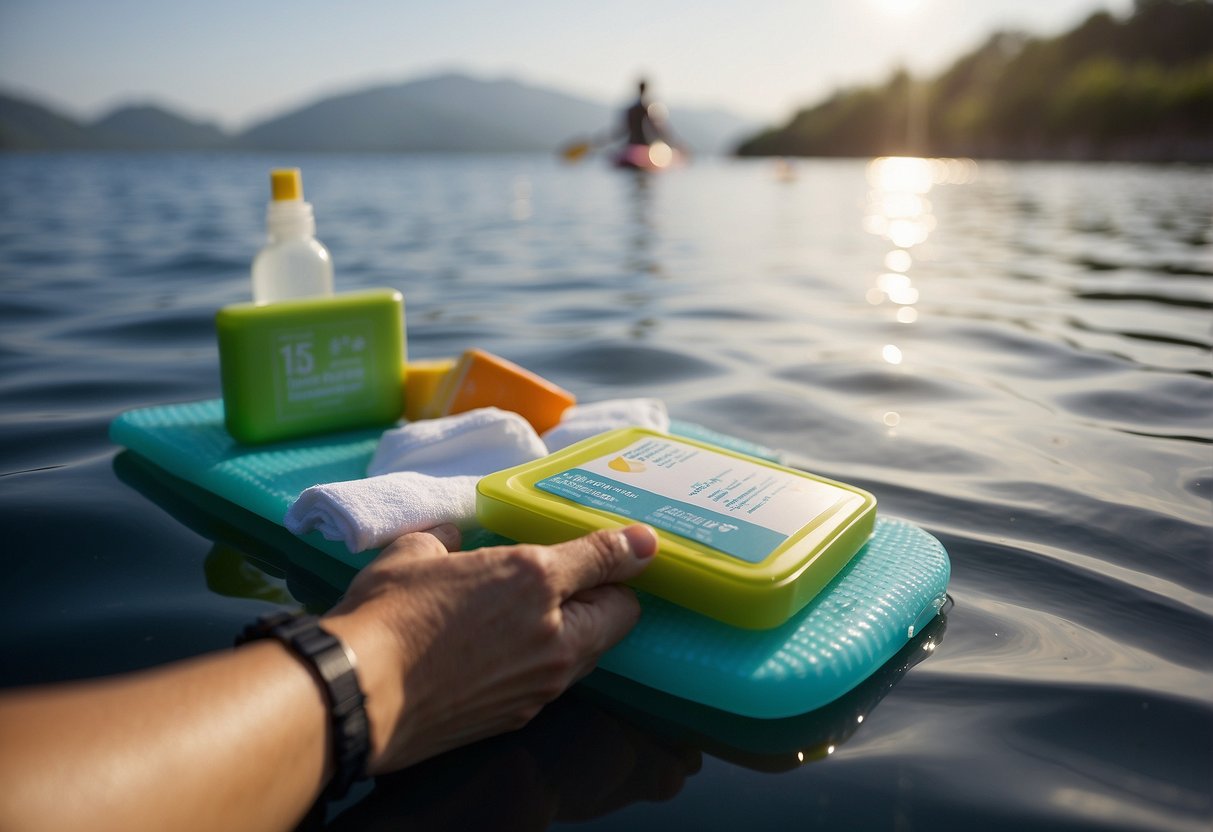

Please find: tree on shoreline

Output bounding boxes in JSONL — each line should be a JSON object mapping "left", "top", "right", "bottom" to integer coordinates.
{"left": 736, "top": 0, "right": 1213, "bottom": 162}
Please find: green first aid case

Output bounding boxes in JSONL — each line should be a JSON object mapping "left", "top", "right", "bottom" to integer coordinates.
{"left": 216, "top": 288, "right": 405, "bottom": 444}
{"left": 477, "top": 428, "right": 877, "bottom": 630}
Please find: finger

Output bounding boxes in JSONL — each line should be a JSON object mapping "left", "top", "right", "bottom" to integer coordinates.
{"left": 560, "top": 583, "right": 642, "bottom": 671}
{"left": 422, "top": 523, "right": 462, "bottom": 552}
{"left": 547, "top": 525, "right": 658, "bottom": 598}
{"left": 380, "top": 523, "right": 462, "bottom": 560}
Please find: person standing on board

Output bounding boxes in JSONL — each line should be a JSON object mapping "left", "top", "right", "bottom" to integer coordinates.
{"left": 616, "top": 79, "right": 684, "bottom": 169}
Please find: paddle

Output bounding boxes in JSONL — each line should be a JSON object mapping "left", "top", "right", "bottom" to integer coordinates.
{"left": 559, "top": 128, "right": 618, "bottom": 163}
{"left": 560, "top": 138, "right": 594, "bottom": 162}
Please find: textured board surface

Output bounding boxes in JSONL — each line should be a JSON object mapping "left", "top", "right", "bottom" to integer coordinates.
{"left": 110, "top": 399, "right": 950, "bottom": 718}
{"left": 601, "top": 517, "right": 948, "bottom": 717}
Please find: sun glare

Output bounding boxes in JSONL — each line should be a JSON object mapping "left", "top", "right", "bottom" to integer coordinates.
{"left": 647, "top": 141, "right": 674, "bottom": 168}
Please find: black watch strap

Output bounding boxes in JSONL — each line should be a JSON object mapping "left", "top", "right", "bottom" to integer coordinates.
{"left": 236, "top": 611, "right": 370, "bottom": 800}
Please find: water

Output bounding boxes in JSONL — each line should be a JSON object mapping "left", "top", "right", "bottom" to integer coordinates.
{"left": 1, "top": 152, "right": 1209, "bottom": 830}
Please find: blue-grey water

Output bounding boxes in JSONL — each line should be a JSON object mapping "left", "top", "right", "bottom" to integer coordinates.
{"left": 1, "top": 152, "right": 1210, "bottom": 831}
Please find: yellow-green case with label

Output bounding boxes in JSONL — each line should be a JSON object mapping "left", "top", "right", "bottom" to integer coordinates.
{"left": 477, "top": 428, "right": 877, "bottom": 629}
{"left": 216, "top": 288, "right": 405, "bottom": 444}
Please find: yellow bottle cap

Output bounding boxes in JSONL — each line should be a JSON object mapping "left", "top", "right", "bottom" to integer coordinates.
{"left": 269, "top": 168, "right": 303, "bottom": 201}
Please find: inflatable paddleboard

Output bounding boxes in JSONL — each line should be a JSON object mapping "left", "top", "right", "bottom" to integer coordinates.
{"left": 110, "top": 399, "right": 949, "bottom": 718}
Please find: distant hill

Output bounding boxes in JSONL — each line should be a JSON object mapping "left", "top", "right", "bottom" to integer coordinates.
{"left": 736, "top": 0, "right": 1213, "bottom": 162}
{"left": 239, "top": 74, "right": 606, "bottom": 153}
{"left": 0, "top": 73, "right": 755, "bottom": 155}
{"left": 0, "top": 94, "right": 109, "bottom": 150}
{"left": 93, "top": 105, "right": 230, "bottom": 150}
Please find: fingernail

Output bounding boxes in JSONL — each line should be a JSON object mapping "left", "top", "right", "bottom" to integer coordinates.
{"left": 621, "top": 524, "right": 659, "bottom": 560}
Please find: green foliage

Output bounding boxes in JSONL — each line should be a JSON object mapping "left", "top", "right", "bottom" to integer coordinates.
{"left": 737, "top": 0, "right": 1213, "bottom": 161}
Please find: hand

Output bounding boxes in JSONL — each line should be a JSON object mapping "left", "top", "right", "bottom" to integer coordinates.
{"left": 322, "top": 523, "right": 659, "bottom": 774}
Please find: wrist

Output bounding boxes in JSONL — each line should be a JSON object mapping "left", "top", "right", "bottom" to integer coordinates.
{"left": 320, "top": 610, "right": 406, "bottom": 774}
{"left": 236, "top": 612, "right": 370, "bottom": 799}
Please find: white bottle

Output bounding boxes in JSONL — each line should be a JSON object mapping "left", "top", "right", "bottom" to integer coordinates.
{"left": 251, "top": 168, "right": 334, "bottom": 304}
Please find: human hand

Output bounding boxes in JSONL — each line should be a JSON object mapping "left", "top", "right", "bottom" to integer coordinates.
{"left": 322, "top": 523, "right": 658, "bottom": 774}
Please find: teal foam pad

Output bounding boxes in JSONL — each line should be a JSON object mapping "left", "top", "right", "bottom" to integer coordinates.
{"left": 602, "top": 521, "right": 948, "bottom": 718}
{"left": 110, "top": 399, "right": 950, "bottom": 718}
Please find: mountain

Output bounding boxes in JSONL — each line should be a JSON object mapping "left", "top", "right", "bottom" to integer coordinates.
{"left": 0, "top": 74, "right": 756, "bottom": 155}
{"left": 663, "top": 106, "right": 757, "bottom": 156}
{"left": 736, "top": 0, "right": 1213, "bottom": 162}
{"left": 93, "top": 105, "right": 230, "bottom": 150}
{"left": 240, "top": 73, "right": 751, "bottom": 154}
{"left": 0, "top": 93, "right": 108, "bottom": 150}
{"left": 239, "top": 74, "right": 606, "bottom": 153}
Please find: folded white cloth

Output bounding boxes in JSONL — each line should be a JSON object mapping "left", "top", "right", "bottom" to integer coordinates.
{"left": 367, "top": 407, "right": 548, "bottom": 478}
{"left": 287, "top": 408, "right": 547, "bottom": 552}
{"left": 285, "top": 473, "right": 480, "bottom": 553}
{"left": 541, "top": 397, "right": 670, "bottom": 452}
{"left": 286, "top": 399, "right": 670, "bottom": 553}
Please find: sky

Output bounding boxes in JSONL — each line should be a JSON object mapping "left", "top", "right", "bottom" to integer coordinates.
{"left": 0, "top": 0, "right": 1132, "bottom": 131}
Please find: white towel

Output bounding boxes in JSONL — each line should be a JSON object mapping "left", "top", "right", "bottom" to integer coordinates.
{"left": 286, "top": 399, "right": 671, "bottom": 553}
{"left": 285, "top": 473, "right": 480, "bottom": 554}
{"left": 286, "top": 408, "right": 547, "bottom": 553}
{"left": 367, "top": 407, "right": 548, "bottom": 477}
{"left": 541, "top": 397, "right": 670, "bottom": 452}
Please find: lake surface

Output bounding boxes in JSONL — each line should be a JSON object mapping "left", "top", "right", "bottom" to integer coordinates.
{"left": 1, "top": 152, "right": 1209, "bottom": 831}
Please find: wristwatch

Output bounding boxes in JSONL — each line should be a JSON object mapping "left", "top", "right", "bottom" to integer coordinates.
{"left": 236, "top": 610, "right": 370, "bottom": 800}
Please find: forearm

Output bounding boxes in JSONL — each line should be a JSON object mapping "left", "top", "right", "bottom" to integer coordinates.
{"left": 0, "top": 641, "right": 331, "bottom": 832}
{"left": 0, "top": 524, "right": 658, "bottom": 830}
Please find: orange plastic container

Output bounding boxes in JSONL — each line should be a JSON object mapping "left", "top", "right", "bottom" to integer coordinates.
{"left": 424, "top": 348, "right": 575, "bottom": 433}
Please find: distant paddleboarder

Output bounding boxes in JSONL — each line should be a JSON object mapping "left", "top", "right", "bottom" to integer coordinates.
{"left": 560, "top": 78, "right": 685, "bottom": 170}
{"left": 624, "top": 80, "right": 662, "bottom": 146}
{"left": 615, "top": 78, "right": 683, "bottom": 170}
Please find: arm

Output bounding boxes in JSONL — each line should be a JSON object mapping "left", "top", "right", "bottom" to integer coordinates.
{"left": 0, "top": 523, "right": 658, "bottom": 832}
{"left": 0, "top": 639, "right": 331, "bottom": 832}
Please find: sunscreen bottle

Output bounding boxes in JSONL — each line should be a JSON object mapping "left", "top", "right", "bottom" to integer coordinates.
{"left": 251, "top": 168, "right": 334, "bottom": 304}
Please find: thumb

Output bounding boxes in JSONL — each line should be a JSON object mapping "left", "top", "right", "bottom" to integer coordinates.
{"left": 548, "top": 525, "right": 659, "bottom": 599}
